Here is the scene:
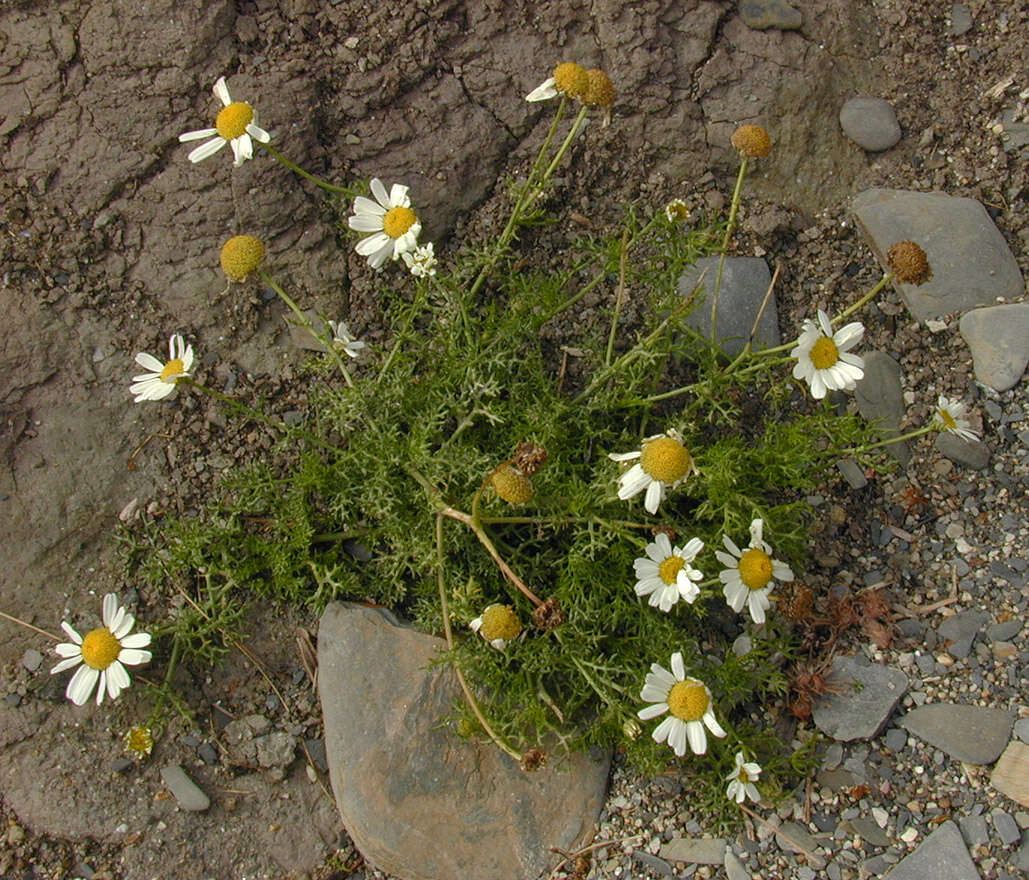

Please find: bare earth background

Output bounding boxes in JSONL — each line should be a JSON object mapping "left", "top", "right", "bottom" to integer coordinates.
{"left": 1, "top": 0, "right": 1026, "bottom": 877}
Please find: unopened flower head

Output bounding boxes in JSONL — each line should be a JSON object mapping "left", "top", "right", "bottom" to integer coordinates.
{"left": 50, "top": 593, "right": 152, "bottom": 706}
{"left": 491, "top": 463, "right": 534, "bottom": 504}
{"left": 130, "top": 334, "right": 195, "bottom": 403}
{"left": 220, "top": 235, "right": 265, "bottom": 281}
{"left": 633, "top": 532, "right": 704, "bottom": 612}
{"left": 664, "top": 199, "right": 690, "bottom": 223}
{"left": 934, "top": 395, "right": 979, "bottom": 443}
{"left": 470, "top": 604, "right": 522, "bottom": 650}
{"left": 887, "top": 240, "right": 932, "bottom": 285}
{"left": 637, "top": 652, "right": 726, "bottom": 756}
{"left": 328, "top": 321, "right": 366, "bottom": 359}
{"left": 730, "top": 124, "right": 772, "bottom": 157}
{"left": 348, "top": 178, "right": 422, "bottom": 269}
{"left": 791, "top": 308, "right": 864, "bottom": 399}
{"left": 609, "top": 429, "right": 699, "bottom": 515}
{"left": 124, "top": 725, "right": 155, "bottom": 759}
{"left": 717, "top": 518, "right": 793, "bottom": 625}
{"left": 525, "top": 61, "right": 590, "bottom": 102}
{"left": 178, "top": 76, "right": 271, "bottom": 166}
{"left": 402, "top": 242, "right": 437, "bottom": 278}
{"left": 726, "top": 752, "right": 761, "bottom": 804}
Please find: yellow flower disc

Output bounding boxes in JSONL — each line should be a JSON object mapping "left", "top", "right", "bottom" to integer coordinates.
{"left": 220, "top": 235, "right": 265, "bottom": 281}
{"left": 887, "top": 240, "right": 932, "bottom": 285}
{"left": 738, "top": 548, "right": 773, "bottom": 590}
{"left": 939, "top": 408, "right": 958, "bottom": 430}
{"left": 809, "top": 336, "right": 840, "bottom": 370}
{"left": 480, "top": 604, "right": 522, "bottom": 642}
{"left": 667, "top": 679, "right": 708, "bottom": 722}
{"left": 215, "top": 102, "right": 255, "bottom": 140}
{"left": 81, "top": 627, "right": 120, "bottom": 670}
{"left": 730, "top": 124, "right": 772, "bottom": 157}
{"left": 583, "top": 69, "right": 615, "bottom": 108}
{"left": 639, "top": 436, "right": 692, "bottom": 484}
{"left": 382, "top": 205, "right": 417, "bottom": 239}
{"left": 491, "top": 465, "right": 534, "bottom": 504}
{"left": 658, "top": 555, "right": 686, "bottom": 585}
{"left": 552, "top": 62, "right": 589, "bottom": 99}
{"left": 160, "top": 358, "right": 185, "bottom": 382}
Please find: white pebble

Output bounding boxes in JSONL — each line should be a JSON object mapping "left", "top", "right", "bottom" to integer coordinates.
{"left": 900, "top": 827, "right": 919, "bottom": 843}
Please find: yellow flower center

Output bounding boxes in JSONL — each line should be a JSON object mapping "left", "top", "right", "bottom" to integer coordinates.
{"left": 383, "top": 206, "right": 417, "bottom": 239}
{"left": 666, "top": 201, "right": 689, "bottom": 221}
{"left": 491, "top": 464, "right": 534, "bottom": 504}
{"left": 640, "top": 436, "right": 692, "bottom": 484}
{"left": 220, "top": 234, "right": 265, "bottom": 281}
{"left": 737, "top": 767, "right": 752, "bottom": 783}
{"left": 658, "top": 555, "right": 685, "bottom": 585}
{"left": 160, "top": 358, "right": 184, "bottom": 382}
{"left": 667, "top": 679, "right": 708, "bottom": 722}
{"left": 479, "top": 605, "right": 522, "bottom": 642}
{"left": 939, "top": 409, "right": 957, "bottom": 430}
{"left": 552, "top": 62, "right": 589, "bottom": 99}
{"left": 738, "top": 548, "right": 773, "bottom": 590}
{"left": 125, "top": 726, "right": 154, "bottom": 756}
{"left": 809, "top": 336, "right": 839, "bottom": 370}
{"left": 215, "top": 101, "right": 254, "bottom": 140}
{"left": 81, "top": 627, "right": 121, "bottom": 670}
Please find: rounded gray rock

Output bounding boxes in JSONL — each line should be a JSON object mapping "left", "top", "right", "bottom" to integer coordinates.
{"left": 958, "top": 303, "right": 1029, "bottom": 392}
{"left": 840, "top": 98, "right": 902, "bottom": 151}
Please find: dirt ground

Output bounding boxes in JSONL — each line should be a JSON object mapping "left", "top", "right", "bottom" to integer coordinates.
{"left": 1, "top": 0, "right": 1026, "bottom": 877}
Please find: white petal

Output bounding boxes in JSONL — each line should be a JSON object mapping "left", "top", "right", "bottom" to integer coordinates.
{"left": 178, "top": 127, "right": 218, "bottom": 142}
{"left": 118, "top": 648, "right": 152, "bottom": 666}
{"left": 231, "top": 133, "right": 253, "bottom": 166}
{"left": 833, "top": 321, "right": 864, "bottom": 350}
{"left": 680, "top": 537, "right": 704, "bottom": 560}
{"left": 616, "top": 464, "right": 650, "bottom": 501}
{"left": 650, "top": 715, "right": 676, "bottom": 745}
{"left": 748, "top": 519, "right": 764, "bottom": 547}
{"left": 654, "top": 533, "right": 672, "bottom": 558}
{"left": 213, "top": 76, "right": 232, "bottom": 106}
{"left": 772, "top": 561, "right": 794, "bottom": 581}
{"left": 608, "top": 450, "right": 641, "bottom": 462}
{"left": 525, "top": 78, "right": 557, "bottom": 102}
{"left": 748, "top": 590, "right": 769, "bottom": 624}
{"left": 102, "top": 594, "right": 118, "bottom": 627}
{"left": 66, "top": 664, "right": 98, "bottom": 705}
{"left": 816, "top": 309, "right": 833, "bottom": 336}
{"left": 722, "top": 534, "right": 742, "bottom": 558}
{"left": 247, "top": 123, "right": 271, "bottom": 143}
{"left": 809, "top": 371, "right": 827, "bottom": 399}
{"left": 188, "top": 137, "right": 227, "bottom": 163}
{"left": 724, "top": 580, "right": 747, "bottom": 612}
{"left": 54, "top": 641, "right": 81, "bottom": 658}
{"left": 668, "top": 719, "right": 688, "bottom": 756}
{"left": 135, "top": 352, "right": 164, "bottom": 371}
{"left": 703, "top": 709, "right": 727, "bottom": 739}
{"left": 646, "top": 665, "right": 676, "bottom": 690}
{"left": 388, "top": 183, "right": 410, "bottom": 206}
{"left": 60, "top": 621, "right": 83, "bottom": 644}
{"left": 355, "top": 231, "right": 391, "bottom": 256}
{"left": 686, "top": 719, "right": 707, "bottom": 755}
{"left": 638, "top": 701, "right": 669, "bottom": 720}
{"left": 634, "top": 577, "right": 662, "bottom": 597}
{"left": 121, "top": 632, "right": 152, "bottom": 649}
{"left": 349, "top": 213, "right": 386, "bottom": 232}
{"left": 670, "top": 652, "right": 685, "bottom": 680}
{"left": 370, "top": 178, "right": 390, "bottom": 208}
{"left": 644, "top": 480, "right": 663, "bottom": 514}
{"left": 95, "top": 669, "right": 107, "bottom": 704}
{"left": 106, "top": 661, "right": 130, "bottom": 699}
{"left": 50, "top": 656, "right": 82, "bottom": 674}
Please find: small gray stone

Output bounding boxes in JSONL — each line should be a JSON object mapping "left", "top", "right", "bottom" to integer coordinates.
{"left": 863, "top": 855, "right": 891, "bottom": 874}
{"left": 987, "top": 620, "right": 1023, "bottom": 642}
{"left": 848, "top": 816, "right": 890, "bottom": 847}
{"left": 660, "top": 837, "right": 726, "bottom": 865}
{"left": 881, "top": 821, "right": 978, "bottom": 880}
{"left": 1014, "top": 718, "right": 1029, "bottom": 744}
{"left": 935, "top": 433, "right": 990, "bottom": 469}
{"left": 775, "top": 822, "right": 825, "bottom": 869}
{"left": 837, "top": 458, "right": 868, "bottom": 489}
{"left": 959, "top": 304, "right": 1029, "bottom": 392}
{"left": 854, "top": 352, "right": 910, "bottom": 464}
{"left": 724, "top": 849, "right": 749, "bottom": 880}
{"left": 738, "top": 0, "right": 803, "bottom": 30}
{"left": 949, "top": 4, "right": 973, "bottom": 36}
{"left": 813, "top": 655, "right": 909, "bottom": 742}
{"left": 823, "top": 742, "right": 844, "bottom": 770}
{"left": 160, "top": 765, "right": 210, "bottom": 812}
{"left": 840, "top": 98, "right": 902, "bottom": 152}
{"left": 255, "top": 732, "right": 297, "bottom": 768}
{"left": 679, "top": 257, "right": 781, "bottom": 357}
{"left": 898, "top": 703, "right": 1014, "bottom": 765}
{"left": 1015, "top": 832, "right": 1029, "bottom": 872}
{"left": 632, "top": 850, "right": 674, "bottom": 876}
{"left": 957, "top": 813, "right": 989, "bottom": 846}
{"left": 884, "top": 728, "right": 907, "bottom": 752}
{"left": 992, "top": 811, "right": 1021, "bottom": 846}
{"left": 937, "top": 609, "right": 989, "bottom": 659}
{"left": 21, "top": 649, "right": 43, "bottom": 673}
{"left": 197, "top": 742, "right": 218, "bottom": 765}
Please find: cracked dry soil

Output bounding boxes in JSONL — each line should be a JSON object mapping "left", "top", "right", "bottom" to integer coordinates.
{"left": 1, "top": 1, "right": 1027, "bottom": 878}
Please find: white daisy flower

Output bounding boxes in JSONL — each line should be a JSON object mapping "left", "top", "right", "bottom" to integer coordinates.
{"left": 725, "top": 752, "right": 762, "bottom": 804}
{"left": 348, "top": 178, "right": 422, "bottom": 270}
{"left": 633, "top": 533, "right": 704, "bottom": 612}
{"left": 328, "top": 320, "right": 366, "bottom": 359}
{"left": 402, "top": 242, "right": 438, "bottom": 278}
{"left": 469, "top": 604, "right": 522, "bottom": 651}
{"left": 664, "top": 199, "right": 690, "bottom": 222}
{"left": 933, "top": 396, "right": 979, "bottom": 443}
{"left": 178, "top": 76, "right": 271, "bottom": 166}
{"left": 50, "top": 593, "right": 152, "bottom": 706}
{"left": 637, "top": 652, "right": 726, "bottom": 756}
{"left": 129, "top": 334, "right": 194, "bottom": 403}
{"left": 716, "top": 518, "right": 793, "bottom": 625}
{"left": 609, "top": 429, "right": 699, "bottom": 515}
{"left": 790, "top": 309, "right": 864, "bottom": 399}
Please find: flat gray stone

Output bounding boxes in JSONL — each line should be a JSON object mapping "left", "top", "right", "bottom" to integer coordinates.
{"left": 958, "top": 304, "right": 1029, "bottom": 392}
{"left": 738, "top": 0, "right": 803, "bottom": 30}
{"left": 937, "top": 609, "right": 988, "bottom": 659}
{"left": 724, "top": 850, "right": 750, "bottom": 880}
{"left": 854, "top": 351, "right": 910, "bottom": 464}
{"left": 898, "top": 703, "right": 1015, "bottom": 765}
{"left": 255, "top": 732, "right": 297, "bottom": 768}
{"left": 775, "top": 822, "right": 826, "bottom": 869}
{"left": 812, "top": 655, "right": 908, "bottom": 741}
{"left": 957, "top": 813, "right": 990, "bottom": 847}
{"left": 992, "top": 810, "right": 1021, "bottom": 846}
{"left": 935, "top": 433, "right": 990, "bottom": 469}
{"left": 679, "top": 256, "right": 781, "bottom": 357}
{"left": 847, "top": 816, "right": 890, "bottom": 847}
{"left": 317, "top": 603, "right": 610, "bottom": 880}
{"left": 987, "top": 620, "right": 1023, "bottom": 642}
{"left": 837, "top": 458, "right": 868, "bottom": 489}
{"left": 840, "top": 98, "right": 902, "bottom": 152}
{"left": 160, "top": 765, "right": 211, "bottom": 812}
{"left": 660, "top": 837, "right": 726, "bottom": 865}
{"left": 1014, "top": 718, "right": 1029, "bottom": 744}
{"left": 884, "top": 728, "right": 907, "bottom": 752}
{"left": 950, "top": 4, "right": 973, "bottom": 36}
{"left": 632, "top": 850, "right": 675, "bottom": 876}
{"left": 882, "top": 820, "right": 980, "bottom": 880}
{"left": 853, "top": 189, "right": 1025, "bottom": 322}
{"left": 21, "top": 649, "right": 43, "bottom": 672}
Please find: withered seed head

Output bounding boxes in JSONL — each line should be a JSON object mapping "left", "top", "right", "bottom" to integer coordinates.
{"left": 781, "top": 584, "right": 815, "bottom": 623}
{"left": 730, "top": 124, "right": 772, "bottom": 158}
{"left": 512, "top": 442, "right": 548, "bottom": 476}
{"left": 583, "top": 69, "right": 615, "bottom": 109}
{"left": 520, "top": 748, "right": 547, "bottom": 772}
{"left": 886, "top": 240, "right": 932, "bottom": 285}
{"left": 531, "top": 596, "right": 566, "bottom": 631}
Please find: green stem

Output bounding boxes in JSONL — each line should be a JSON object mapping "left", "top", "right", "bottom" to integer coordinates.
{"left": 604, "top": 230, "right": 630, "bottom": 367}
{"left": 845, "top": 424, "right": 935, "bottom": 455}
{"left": 710, "top": 156, "right": 750, "bottom": 345}
{"left": 833, "top": 273, "right": 894, "bottom": 324}
{"left": 258, "top": 270, "right": 355, "bottom": 387}
{"left": 258, "top": 142, "right": 350, "bottom": 194}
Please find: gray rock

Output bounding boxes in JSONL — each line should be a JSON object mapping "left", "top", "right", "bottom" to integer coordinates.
{"left": 160, "top": 765, "right": 210, "bottom": 812}
{"left": 632, "top": 850, "right": 675, "bottom": 876}
{"left": 852, "top": 189, "right": 1025, "bottom": 322}
{"left": 937, "top": 609, "right": 988, "bottom": 659}
{"left": 854, "top": 352, "right": 910, "bottom": 464}
{"left": 255, "top": 732, "right": 297, "bottom": 768}
{"left": 660, "top": 837, "right": 726, "bottom": 865}
{"left": 738, "top": 0, "right": 803, "bottom": 30}
{"left": 999, "top": 109, "right": 1029, "bottom": 157}
{"left": 884, "top": 728, "right": 907, "bottom": 752}
{"left": 847, "top": 816, "right": 890, "bottom": 847}
{"left": 318, "top": 603, "right": 609, "bottom": 880}
{"left": 813, "top": 655, "right": 909, "bottom": 742}
{"left": 1014, "top": 718, "right": 1029, "bottom": 744}
{"left": 898, "top": 703, "right": 1014, "bottom": 765}
{"left": 837, "top": 458, "right": 868, "bottom": 489}
{"left": 823, "top": 742, "right": 844, "bottom": 770}
{"left": 679, "top": 256, "right": 781, "bottom": 357}
{"left": 21, "top": 649, "right": 43, "bottom": 673}
{"left": 840, "top": 98, "right": 902, "bottom": 152}
{"left": 1016, "top": 832, "right": 1029, "bottom": 872}
{"left": 724, "top": 850, "right": 750, "bottom": 880}
{"left": 949, "top": 4, "right": 973, "bottom": 37}
{"left": 882, "top": 820, "right": 979, "bottom": 880}
{"left": 935, "top": 433, "right": 990, "bottom": 469}
{"left": 957, "top": 813, "right": 989, "bottom": 847}
{"left": 987, "top": 620, "right": 1022, "bottom": 642}
{"left": 991, "top": 810, "right": 1021, "bottom": 846}
{"left": 775, "top": 822, "right": 825, "bottom": 869}
{"left": 958, "top": 305, "right": 1029, "bottom": 392}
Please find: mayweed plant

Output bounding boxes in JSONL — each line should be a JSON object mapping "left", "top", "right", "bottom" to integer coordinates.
{"left": 3, "top": 62, "right": 981, "bottom": 823}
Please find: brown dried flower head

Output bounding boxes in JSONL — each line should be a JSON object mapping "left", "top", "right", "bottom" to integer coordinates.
{"left": 531, "top": 596, "right": 566, "bottom": 631}
{"left": 520, "top": 748, "right": 548, "bottom": 772}
{"left": 886, "top": 240, "right": 932, "bottom": 285}
{"left": 583, "top": 69, "right": 615, "bottom": 109}
{"left": 490, "top": 464, "right": 534, "bottom": 504}
{"left": 552, "top": 62, "right": 590, "bottom": 100}
{"left": 780, "top": 584, "right": 815, "bottom": 623}
{"left": 512, "top": 442, "right": 548, "bottom": 476}
{"left": 730, "top": 124, "right": 772, "bottom": 158}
